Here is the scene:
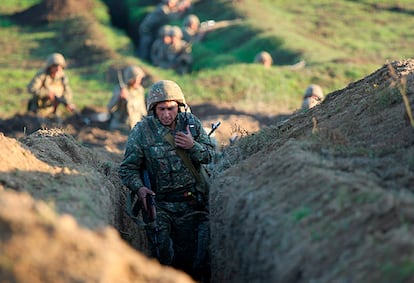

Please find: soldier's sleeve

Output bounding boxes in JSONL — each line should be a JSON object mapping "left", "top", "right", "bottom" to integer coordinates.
{"left": 62, "top": 75, "right": 73, "bottom": 104}
{"left": 150, "top": 40, "right": 161, "bottom": 66}
{"left": 118, "top": 127, "right": 145, "bottom": 192}
{"left": 188, "top": 114, "right": 215, "bottom": 165}
{"left": 107, "top": 86, "right": 121, "bottom": 112}
{"left": 27, "top": 72, "right": 49, "bottom": 98}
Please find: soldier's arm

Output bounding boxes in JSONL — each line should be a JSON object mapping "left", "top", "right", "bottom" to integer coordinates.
{"left": 119, "top": 128, "right": 146, "bottom": 192}
{"left": 27, "top": 72, "right": 49, "bottom": 98}
{"left": 62, "top": 76, "right": 75, "bottom": 106}
{"left": 107, "top": 86, "right": 122, "bottom": 112}
{"left": 188, "top": 115, "right": 215, "bottom": 165}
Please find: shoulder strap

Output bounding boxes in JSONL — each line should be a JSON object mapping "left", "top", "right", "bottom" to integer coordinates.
{"left": 164, "top": 132, "right": 202, "bottom": 183}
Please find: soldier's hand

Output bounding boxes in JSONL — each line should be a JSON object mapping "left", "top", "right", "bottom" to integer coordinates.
{"left": 120, "top": 88, "right": 128, "bottom": 99}
{"left": 66, "top": 103, "right": 76, "bottom": 113}
{"left": 48, "top": 92, "right": 56, "bottom": 101}
{"left": 175, "top": 125, "right": 194, "bottom": 149}
{"left": 138, "top": 186, "right": 155, "bottom": 211}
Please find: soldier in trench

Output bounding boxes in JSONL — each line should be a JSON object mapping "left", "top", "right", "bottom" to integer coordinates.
{"left": 107, "top": 65, "right": 147, "bottom": 131}
{"left": 137, "top": 0, "right": 192, "bottom": 62}
{"left": 119, "top": 80, "right": 215, "bottom": 281}
{"left": 301, "top": 84, "right": 324, "bottom": 110}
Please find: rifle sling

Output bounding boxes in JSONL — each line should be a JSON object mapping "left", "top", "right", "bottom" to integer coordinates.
{"left": 164, "top": 132, "right": 202, "bottom": 184}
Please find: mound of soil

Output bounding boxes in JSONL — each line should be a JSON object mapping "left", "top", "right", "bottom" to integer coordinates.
{"left": 0, "top": 59, "right": 412, "bottom": 283}
{"left": 10, "top": 0, "right": 95, "bottom": 25}
{"left": 9, "top": 0, "right": 117, "bottom": 66}
{"left": 210, "top": 59, "right": 414, "bottom": 283}
{"left": 0, "top": 189, "right": 194, "bottom": 283}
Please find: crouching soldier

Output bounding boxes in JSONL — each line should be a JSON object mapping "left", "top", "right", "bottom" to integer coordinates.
{"left": 107, "top": 65, "right": 147, "bottom": 131}
{"left": 27, "top": 53, "right": 76, "bottom": 117}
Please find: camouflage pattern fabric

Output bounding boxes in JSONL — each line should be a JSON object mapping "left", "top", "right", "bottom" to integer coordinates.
{"left": 119, "top": 112, "right": 215, "bottom": 277}
{"left": 27, "top": 69, "right": 72, "bottom": 116}
{"left": 107, "top": 85, "right": 147, "bottom": 130}
{"left": 150, "top": 38, "right": 171, "bottom": 68}
{"left": 138, "top": 3, "right": 185, "bottom": 60}
{"left": 181, "top": 26, "right": 198, "bottom": 42}
{"left": 166, "top": 39, "right": 192, "bottom": 74}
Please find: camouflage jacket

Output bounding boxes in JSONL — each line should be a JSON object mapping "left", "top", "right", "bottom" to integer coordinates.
{"left": 107, "top": 85, "right": 147, "bottom": 129}
{"left": 139, "top": 4, "right": 184, "bottom": 36}
{"left": 166, "top": 40, "right": 192, "bottom": 69}
{"left": 150, "top": 39, "right": 171, "bottom": 68}
{"left": 119, "top": 112, "right": 215, "bottom": 196}
{"left": 27, "top": 70, "right": 73, "bottom": 104}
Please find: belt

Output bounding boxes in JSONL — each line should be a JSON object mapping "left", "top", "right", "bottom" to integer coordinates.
{"left": 156, "top": 188, "right": 197, "bottom": 203}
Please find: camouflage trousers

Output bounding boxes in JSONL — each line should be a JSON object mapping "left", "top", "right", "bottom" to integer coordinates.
{"left": 145, "top": 200, "right": 210, "bottom": 280}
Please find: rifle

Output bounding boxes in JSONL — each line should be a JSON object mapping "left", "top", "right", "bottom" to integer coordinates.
{"left": 208, "top": 121, "right": 221, "bottom": 137}
{"left": 198, "top": 18, "right": 243, "bottom": 38}
{"left": 142, "top": 170, "right": 160, "bottom": 259}
{"left": 124, "top": 170, "right": 160, "bottom": 258}
{"left": 52, "top": 96, "right": 91, "bottom": 125}
{"left": 52, "top": 96, "right": 72, "bottom": 113}
{"left": 109, "top": 70, "right": 128, "bottom": 114}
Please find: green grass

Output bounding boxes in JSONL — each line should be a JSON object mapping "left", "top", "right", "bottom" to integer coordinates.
{"left": 0, "top": 0, "right": 413, "bottom": 119}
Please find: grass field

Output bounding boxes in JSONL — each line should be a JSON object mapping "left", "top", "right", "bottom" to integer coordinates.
{"left": 0, "top": 0, "right": 413, "bottom": 118}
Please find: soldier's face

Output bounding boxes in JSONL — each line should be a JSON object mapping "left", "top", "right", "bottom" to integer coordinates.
{"left": 155, "top": 101, "right": 179, "bottom": 127}
{"left": 49, "top": 64, "right": 64, "bottom": 78}
{"left": 129, "top": 76, "right": 143, "bottom": 88}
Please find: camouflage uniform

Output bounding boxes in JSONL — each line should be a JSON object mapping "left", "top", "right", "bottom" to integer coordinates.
{"left": 107, "top": 66, "right": 147, "bottom": 131}
{"left": 181, "top": 14, "right": 200, "bottom": 42}
{"left": 138, "top": 0, "right": 189, "bottom": 61}
{"left": 301, "top": 84, "right": 324, "bottom": 110}
{"left": 119, "top": 80, "right": 214, "bottom": 280}
{"left": 167, "top": 26, "right": 193, "bottom": 74}
{"left": 150, "top": 25, "right": 173, "bottom": 68}
{"left": 27, "top": 53, "right": 73, "bottom": 116}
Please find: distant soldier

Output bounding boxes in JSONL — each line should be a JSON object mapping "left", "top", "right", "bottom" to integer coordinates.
{"left": 168, "top": 26, "right": 193, "bottom": 74}
{"left": 153, "top": 26, "right": 192, "bottom": 75}
{"left": 181, "top": 14, "right": 201, "bottom": 42}
{"left": 119, "top": 79, "right": 215, "bottom": 282}
{"left": 107, "top": 66, "right": 147, "bottom": 131}
{"left": 301, "top": 84, "right": 324, "bottom": 110}
{"left": 151, "top": 25, "right": 173, "bottom": 68}
{"left": 137, "top": 0, "right": 191, "bottom": 61}
{"left": 27, "top": 52, "right": 76, "bottom": 117}
{"left": 254, "top": 51, "right": 273, "bottom": 68}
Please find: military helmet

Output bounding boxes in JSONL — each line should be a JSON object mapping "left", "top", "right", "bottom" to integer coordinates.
{"left": 123, "top": 66, "right": 145, "bottom": 84}
{"left": 158, "top": 25, "right": 172, "bottom": 37}
{"left": 184, "top": 14, "right": 200, "bottom": 27}
{"left": 45, "top": 53, "right": 67, "bottom": 69}
{"left": 147, "top": 80, "right": 187, "bottom": 111}
{"left": 162, "top": 0, "right": 177, "bottom": 5}
{"left": 254, "top": 51, "right": 273, "bottom": 65}
{"left": 169, "top": 26, "right": 183, "bottom": 39}
{"left": 304, "top": 84, "right": 324, "bottom": 100}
